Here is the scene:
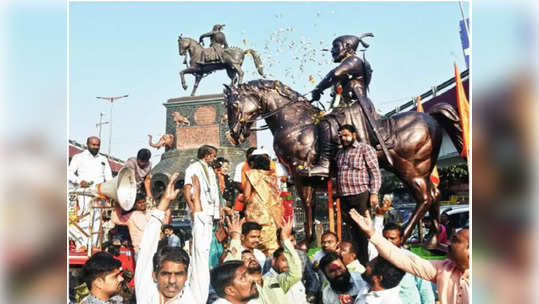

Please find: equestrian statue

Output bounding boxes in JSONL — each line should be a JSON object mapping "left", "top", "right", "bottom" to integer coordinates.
{"left": 178, "top": 24, "right": 265, "bottom": 96}
{"left": 223, "top": 34, "right": 465, "bottom": 248}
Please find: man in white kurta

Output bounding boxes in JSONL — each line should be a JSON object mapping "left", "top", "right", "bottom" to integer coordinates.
{"left": 183, "top": 145, "right": 220, "bottom": 220}
{"left": 136, "top": 173, "right": 212, "bottom": 304}
{"left": 68, "top": 136, "right": 113, "bottom": 249}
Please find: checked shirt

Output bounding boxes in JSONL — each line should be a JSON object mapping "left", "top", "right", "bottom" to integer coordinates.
{"left": 335, "top": 141, "right": 381, "bottom": 197}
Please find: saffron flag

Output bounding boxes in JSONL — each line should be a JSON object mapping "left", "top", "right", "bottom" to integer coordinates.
{"left": 416, "top": 96, "right": 440, "bottom": 186}
{"left": 454, "top": 62, "right": 470, "bottom": 158}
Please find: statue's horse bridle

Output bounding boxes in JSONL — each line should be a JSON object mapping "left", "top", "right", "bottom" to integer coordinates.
{"left": 228, "top": 86, "right": 315, "bottom": 135}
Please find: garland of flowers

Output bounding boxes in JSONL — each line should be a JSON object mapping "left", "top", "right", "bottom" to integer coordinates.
{"left": 281, "top": 191, "right": 294, "bottom": 221}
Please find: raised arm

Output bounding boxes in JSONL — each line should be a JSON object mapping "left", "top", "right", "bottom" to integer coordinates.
{"left": 188, "top": 175, "right": 212, "bottom": 304}
{"left": 223, "top": 214, "right": 246, "bottom": 262}
{"left": 349, "top": 209, "right": 438, "bottom": 282}
{"left": 311, "top": 57, "right": 358, "bottom": 101}
{"left": 276, "top": 217, "right": 302, "bottom": 293}
{"left": 199, "top": 31, "right": 216, "bottom": 43}
{"left": 144, "top": 175, "right": 153, "bottom": 200}
{"left": 135, "top": 173, "right": 180, "bottom": 302}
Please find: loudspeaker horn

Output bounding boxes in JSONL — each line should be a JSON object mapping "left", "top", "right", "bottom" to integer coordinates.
{"left": 96, "top": 167, "right": 137, "bottom": 210}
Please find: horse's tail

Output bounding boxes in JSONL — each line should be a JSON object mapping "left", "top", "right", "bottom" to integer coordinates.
{"left": 245, "top": 49, "right": 265, "bottom": 76}
{"left": 428, "top": 103, "right": 464, "bottom": 154}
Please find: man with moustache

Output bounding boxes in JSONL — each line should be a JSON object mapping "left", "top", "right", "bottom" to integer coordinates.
{"left": 335, "top": 124, "right": 381, "bottom": 266}
{"left": 211, "top": 260, "right": 261, "bottom": 304}
{"left": 184, "top": 145, "right": 220, "bottom": 218}
{"left": 69, "top": 136, "right": 113, "bottom": 250}
{"left": 135, "top": 173, "right": 212, "bottom": 303}
{"left": 319, "top": 251, "right": 365, "bottom": 304}
{"left": 350, "top": 209, "right": 470, "bottom": 304}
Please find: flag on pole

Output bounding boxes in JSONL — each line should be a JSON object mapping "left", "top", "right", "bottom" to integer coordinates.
{"left": 454, "top": 62, "right": 470, "bottom": 158}
{"left": 416, "top": 96, "right": 440, "bottom": 186}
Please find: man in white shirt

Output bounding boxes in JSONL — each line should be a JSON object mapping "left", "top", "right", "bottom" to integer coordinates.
{"left": 354, "top": 256, "right": 405, "bottom": 304}
{"left": 68, "top": 136, "right": 113, "bottom": 250}
{"left": 241, "top": 221, "right": 267, "bottom": 267}
{"left": 183, "top": 145, "right": 220, "bottom": 220}
{"left": 135, "top": 173, "right": 212, "bottom": 304}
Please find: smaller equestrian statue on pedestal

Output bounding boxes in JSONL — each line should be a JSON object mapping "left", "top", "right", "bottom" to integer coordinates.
{"left": 177, "top": 24, "right": 265, "bottom": 96}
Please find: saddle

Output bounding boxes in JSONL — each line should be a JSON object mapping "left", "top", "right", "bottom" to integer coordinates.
{"left": 199, "top": 46, "right": 223, "bottom": 64}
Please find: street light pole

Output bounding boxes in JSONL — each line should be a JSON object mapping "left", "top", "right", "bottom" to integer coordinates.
{"left": 96, "top": 95, "right": 128, "bottom": 158}
{"left": 96, "top": 112, "right": 109, "bottom": 139}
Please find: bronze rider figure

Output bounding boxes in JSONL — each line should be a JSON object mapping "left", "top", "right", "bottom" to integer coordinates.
{"left": 300, "top": 34, "right": 388, "bottom": 177}
{"left": 198, "top": 24, "right": 229, "bottom": 63}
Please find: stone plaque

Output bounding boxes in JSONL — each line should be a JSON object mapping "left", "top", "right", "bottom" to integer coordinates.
{"left": 194, "top": 106, "right": 216, "bottom": 125}
{"left": 176, "top": 125, "right": 220, "bottom": 149}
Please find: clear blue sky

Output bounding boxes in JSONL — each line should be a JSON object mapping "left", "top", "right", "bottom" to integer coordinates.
{"left": 67, "top": 1, "right": 469, "bottom": 162}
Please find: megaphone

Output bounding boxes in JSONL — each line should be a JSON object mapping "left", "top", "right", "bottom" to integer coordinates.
{"left": 96, "top": 167, "right": 137, "bottom": 210}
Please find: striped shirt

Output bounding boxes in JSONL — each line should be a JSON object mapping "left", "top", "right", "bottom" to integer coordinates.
{"left": 335, "top": 141, "right": 381, "bottom": 197}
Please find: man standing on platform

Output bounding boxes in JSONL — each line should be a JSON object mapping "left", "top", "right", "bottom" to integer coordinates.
{"left": 335, "top": 124, "right": 381, "bottom": 266}
{"left": 184, "top": 145, "right": 220, "bottom": 218}
{"left": 69, "top": 136, "right": 113, "bottom": 250}
{"left": 124, "top": 148, "right": 153, "bottom": 201}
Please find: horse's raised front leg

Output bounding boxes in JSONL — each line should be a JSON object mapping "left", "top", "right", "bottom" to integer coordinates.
{"left": 191, "top": 74, "right": 202, "bottom": 96}
{"left": 179, "top": 67, "right": 196, "bottom": 91}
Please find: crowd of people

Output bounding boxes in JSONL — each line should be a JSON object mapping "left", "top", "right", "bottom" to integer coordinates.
{"left": 69, "top": 125, "right": 469, "bottom": 304}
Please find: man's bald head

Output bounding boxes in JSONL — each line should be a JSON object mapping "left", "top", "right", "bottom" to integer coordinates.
{"left": 87, "top": 136, "right": 100, "bottom": 145}
{"left": 87, "top": 137, "right": 101, "bottom": 156}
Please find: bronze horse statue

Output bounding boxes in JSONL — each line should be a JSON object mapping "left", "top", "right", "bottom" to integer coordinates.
{"left": 177, "top": 36, "right": 265, "bottom": 96}
{"left": 224, "top": 79, "right": 464, "bottom": 246}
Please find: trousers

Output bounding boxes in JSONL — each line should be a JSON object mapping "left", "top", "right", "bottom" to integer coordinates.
{"left": 340, "top": 191, "right": 370, "bottom": 266}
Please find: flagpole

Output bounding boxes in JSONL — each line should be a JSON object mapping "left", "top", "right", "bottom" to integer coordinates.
{"left": 458, "top": 1, "right": 470, "bottom": 40}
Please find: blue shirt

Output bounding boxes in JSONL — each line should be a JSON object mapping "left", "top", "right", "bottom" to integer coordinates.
{"left": 167, "top": 233, "right": 181, "bottom": 247}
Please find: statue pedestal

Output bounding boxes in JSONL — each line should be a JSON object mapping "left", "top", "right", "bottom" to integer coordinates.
{"left": 151, "top": 93, "right": 257, "bottom": 209}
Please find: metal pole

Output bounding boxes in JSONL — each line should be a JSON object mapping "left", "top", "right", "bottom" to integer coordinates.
{"left": 108, "top": 102, "right": 113, "bottom": 157}
{"left": 97, "top": 112, "right": 104, "bottom": 139}
{"left": 96, "top": 95, "right": 127, "bottom": 158}
{"left": 458, "top": 1, "right": 470, "bottom": 41}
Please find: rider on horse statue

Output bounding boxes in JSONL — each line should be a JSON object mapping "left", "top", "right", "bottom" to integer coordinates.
{"left": 300, "top": 34, "right": 391, "bottom": 177}
{"left": 198, "top": 24, "right": 229, "bottom": 64}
